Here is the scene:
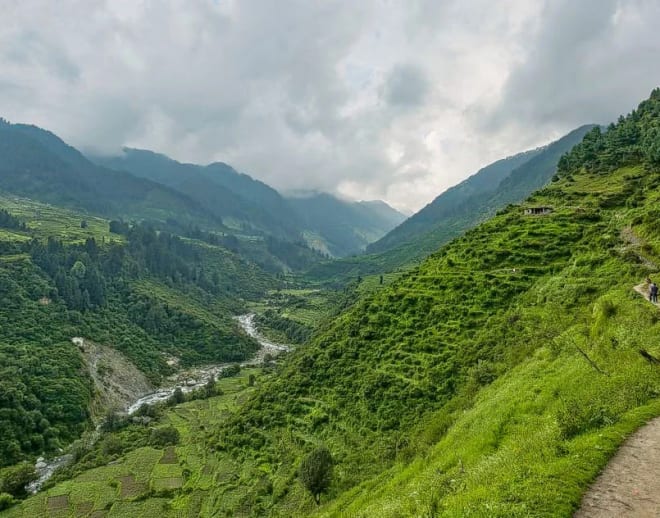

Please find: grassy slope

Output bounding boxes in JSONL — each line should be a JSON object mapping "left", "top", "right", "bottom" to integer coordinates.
{"left": 306, "top": 125, "right": 594, "bottom": 286}
{"left": 317, "top": 168, "right": 660, "bottom": 516}
{"left": 209, "top": 160, "right": 660, "bottom": 517}
{"left": 0, "top": 197, "right": 276, "bottom": 467}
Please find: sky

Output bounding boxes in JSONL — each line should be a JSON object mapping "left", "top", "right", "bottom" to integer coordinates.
{"left": 2, "top": 0, "right": 660, "bottom": 213}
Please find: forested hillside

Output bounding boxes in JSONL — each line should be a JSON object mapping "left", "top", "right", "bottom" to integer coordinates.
{"left": 286, "top": 193, "right": 406, "bottom": 256}
{"left": 0, "top": 122, "right": 219, "bottom": 228}
{"left": 93, "top": 149, "right": 303, "bottom": 241}
{"left": 0, "top": 198, "right": 275, "bottom": 469}
{"left": 94, "top": 149, "right": 405, "bottom": 258}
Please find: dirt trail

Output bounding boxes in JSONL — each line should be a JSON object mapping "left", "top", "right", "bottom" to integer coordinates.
{"left": 574, "top": 282, "right": 659, "bottom": 517}
{"left": 574, "top": 417, "right": 660, "bottom": 517}
{"left": 633, "top": 282, "right": 659, "bottom": 308}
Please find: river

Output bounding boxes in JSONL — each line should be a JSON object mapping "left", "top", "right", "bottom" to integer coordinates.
{"left": 28, "top": 313, "right": 288, "bottom": 494}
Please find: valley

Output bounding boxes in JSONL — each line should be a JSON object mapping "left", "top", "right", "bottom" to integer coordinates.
{"left": 1, "top": 90, "right": 660, "bottom": 517}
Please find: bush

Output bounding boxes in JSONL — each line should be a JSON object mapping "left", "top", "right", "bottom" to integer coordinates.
{"left": 219, "top": 364, "right": 241, "bottom": 379}
{"left": 299, "top": 445, "right": 333, "bottom": 505}
{"left": 102, "top": 436, "right": 123, "bottom": 456}
{"left": 0, "top": 462, "right": 37, "bottom": 499}
{"left": 149, "top": 426, "right": 180, "bottom": 447}
{"left": 0, "top": 492, "right": 16, "bottom": 511}
{"left": 557, "top": 398, "right": 615, "bottom": 439}
{"left": 167, "top": 387, "right": 186, "bottom": 406}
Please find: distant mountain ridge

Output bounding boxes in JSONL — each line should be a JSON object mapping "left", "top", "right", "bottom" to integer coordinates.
{"left": 367, "top": 124, "right": 596, "bottom": 258}
{"left": 92, "top": 148, "right": 303, "bottom": 241}
{"left": 0, "top": 120, "right": 219, "bottom": 227}
{"left": 94, "top": 148, "right": 405, "bottom": 257}
{"left": 286, "top": 193, "right": 406, "bottom": 257}
{"left": 304, "top": 125, "right": 596, "bottom": 284}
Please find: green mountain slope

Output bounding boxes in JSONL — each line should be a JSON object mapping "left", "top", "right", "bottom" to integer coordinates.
{"left": 0, "top": 196, "right": 276, "bottom": 469}
{"left": 93, "top": 148, "right": 303, "bottom": 241}
{"left": 368, "top": 125, "right": 595, "bottom": 257}
{"left": 305, "top": 125, "right": 595, "bottom": 285}
{"left": 94, "top": 149, "right": 405, "bottom": 259}
{"left": 206, "top": 93, "right": 660, "bottom": 516}
{"left": 287, "top": 193, "right": 406, "bottom": 257}
{"left": 367, "top": 146, "right": 543, "bottom": 254}
{"left": 5, "top": 92, "right": 660, "bottom": 517}
{"left": 0, "top": 122, "right": 220, "bottom": 228}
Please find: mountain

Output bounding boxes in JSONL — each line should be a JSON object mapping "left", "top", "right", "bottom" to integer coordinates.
{"left": 0, "top": 121, "right": 220, "bottom": 228}
{"left": 356, "top": 199, "right": 408, "bottom": 231}
{"left": 4, "top": 90, "right": 660, "bottom": 517}
{"left": 367, "top": 125, "right": 596, "bottom": 258}
{"left": 93, "top": 149, "right": 405, "bottom": 257}
{"left": 0, "top": 191, "right": 280, "bottom": 469}
{"left": 202, "top": 91, "right": 660, "bottom": 516}
{"left": 92, "top": 148, "right": 303, "bottom": 241}
{"left": 286, "top": 193, "right": 406, "bottom": 257}
{"left": 303, "top": 125, "right": 596, "bottom": 285}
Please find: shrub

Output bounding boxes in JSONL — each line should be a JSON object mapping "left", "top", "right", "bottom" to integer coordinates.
{"left": 557, "top": 398, "right": 615, "bottom": 439}
{"left": 0, "top": 462, "right": 37, "bottom": 499}
{"left": 149, "top": 426, "right": 180, "bottom": 447}
{"left": 0, "top": 492, "right": 16, "bottom": 510}
{"left": 299, "top": 445, "right": 333, "bottom": 505}
{"left": 102, "top": 436, "right": 123, "bottom": 456}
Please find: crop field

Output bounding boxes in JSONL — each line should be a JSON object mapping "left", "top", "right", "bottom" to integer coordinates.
{"left": 0, "top": 193, "right": 122, "bottom": 245}
{"left": 250, "top": 288, "right": 334, "bottom": 328}
{"left": 4, "top": 369, "right": 262, "bottom": 518}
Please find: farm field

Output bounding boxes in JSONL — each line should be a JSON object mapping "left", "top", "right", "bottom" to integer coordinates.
{"left": 3, "top": 369, "right": 264, "bottom": 518}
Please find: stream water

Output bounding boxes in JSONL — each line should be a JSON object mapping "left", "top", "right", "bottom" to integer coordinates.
{"left": 28, "top": 313, "right": 288, "bottom": 494}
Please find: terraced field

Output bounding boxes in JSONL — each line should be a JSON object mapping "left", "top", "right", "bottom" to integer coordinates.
{"left": 4, "top": 369, "right": 263, "bottom": 518}
{"left": 0, "top": 193, "right": 123, "bottom": 245}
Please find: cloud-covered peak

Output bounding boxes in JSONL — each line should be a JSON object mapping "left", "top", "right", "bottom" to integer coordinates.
{"left": 2, "top": 0, "right": 660, "bottom": 212}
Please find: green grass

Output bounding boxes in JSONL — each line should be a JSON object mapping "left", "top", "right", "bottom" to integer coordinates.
{"left": 0, "top": 193, "right": 123, "bottom": 245}
{"left": 201, "top": 157, "right": 660, "bottom": 516}
{"left": 322, "top": 289, "right": 660, "bottom": 516}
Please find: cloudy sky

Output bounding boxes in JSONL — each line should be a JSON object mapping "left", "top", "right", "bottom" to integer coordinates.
{"left": 2, "top": 0, "right": 660, "bottom": 212}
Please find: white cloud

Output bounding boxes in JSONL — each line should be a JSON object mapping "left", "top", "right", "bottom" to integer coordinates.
{"left": 1, "top": 0, "right": 659, "bottom": 212}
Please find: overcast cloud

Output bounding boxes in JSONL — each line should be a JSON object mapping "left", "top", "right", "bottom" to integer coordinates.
{"left": 1, "top": 0, "right": 659, "bottom": 212}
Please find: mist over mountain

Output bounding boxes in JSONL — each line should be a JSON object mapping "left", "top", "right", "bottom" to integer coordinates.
{"left": 368, "top": 124, "right": 596, "bottom": 258}
{"left": 94, "top": 148, "right": 405, "bottom": 258}
{"left": 0, "top": 120, "right": 221, "bottom": 227}
{"left": 286, "top": 193, "right": 405, "bottom": 257}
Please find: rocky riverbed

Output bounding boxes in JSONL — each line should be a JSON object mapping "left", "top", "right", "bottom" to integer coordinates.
{"left": 29, "top": 313, "right": 288, "bottom": 493}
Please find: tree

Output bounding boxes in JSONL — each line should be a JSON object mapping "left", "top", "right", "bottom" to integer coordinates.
{"left": 149, "top": 426, "right": 180, "bottom": 447}
{"left": 299, "top": 445, "right": 333, "bottom": 505}
{"left": 0, "top": 462, "right": 37, "bottom": 499}
{"left": 168, "top": 387, "right": 186, "bottom": 405}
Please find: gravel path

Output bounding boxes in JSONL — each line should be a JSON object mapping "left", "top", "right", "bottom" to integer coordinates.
{"left": 574, "top": 417, "right": 660, "bottom": 517}
{"left": 575, "top": 281, "right": 659, "bottom": 517}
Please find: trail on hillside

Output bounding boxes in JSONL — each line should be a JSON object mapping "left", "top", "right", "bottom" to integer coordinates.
{"left": 574, "top": 281, "right": 659, "bottom": 517}
{"left": 574, "top": 417, "right": 660, "bottom": 517}
{"left": 634, "top": 282, "right": 660, "bottom": 308}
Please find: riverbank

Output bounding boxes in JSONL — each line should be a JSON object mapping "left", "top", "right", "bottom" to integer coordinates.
{"left": 27, "top": 313, "right": 288, "bottom": 494}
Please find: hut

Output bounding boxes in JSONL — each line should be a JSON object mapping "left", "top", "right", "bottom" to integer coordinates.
{"left": 523, "top": 206, "right": 553, "bottom": 216}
